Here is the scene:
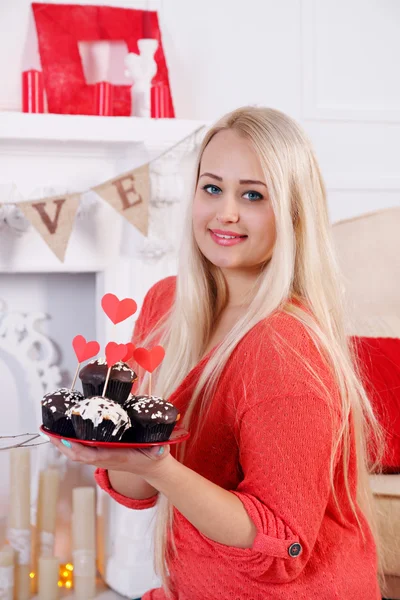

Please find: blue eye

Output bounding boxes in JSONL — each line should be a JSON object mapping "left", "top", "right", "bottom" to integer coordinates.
{"left": 202, "top": 184, "right": 222, "bottom": 195}
{"left": 243, "top": 190, "right": 263, "bottom": 201}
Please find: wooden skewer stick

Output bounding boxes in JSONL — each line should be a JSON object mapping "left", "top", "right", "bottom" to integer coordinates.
{"left": 71, "top": 363, "right": 80, "bottom": 390}
{"left": 102, "top": 367, "right": 112, "bottom": 397}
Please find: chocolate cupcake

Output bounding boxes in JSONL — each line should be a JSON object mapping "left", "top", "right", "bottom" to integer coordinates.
{"left": 123, "top": 396, "right": 179, "bottom": 443}
{"left": 79, "top": 358, "right": 137, "bottom": 404}
{"left": 68, "top": 396, "right": 131, "bottom": 442}
{"left": 123, "top": 394, "right": 139, "bottom": 409}
{"left": 41, "top": 388, "right": 84, "bottom": 437}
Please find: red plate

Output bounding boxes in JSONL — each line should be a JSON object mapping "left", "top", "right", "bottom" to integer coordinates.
{"left": 40, "top": 425, "right": 190, "bottom": 448}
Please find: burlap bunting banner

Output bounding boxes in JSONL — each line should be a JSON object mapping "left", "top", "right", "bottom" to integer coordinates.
{"left": 1, "top": 126, "right": 206, "bottom": 263}
{"left": 18, "top": 193, "right": 80, "bottom": 262}
{"left": 93, "top": 163, "right": 150, "bottom": 236}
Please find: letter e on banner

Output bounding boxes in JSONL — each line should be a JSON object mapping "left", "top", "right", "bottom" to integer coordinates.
{"left": 112, "top": 175, "right": 142, "bottom": 211}
{"left": 93, "top": 163, "right": 150, "bottom": 236}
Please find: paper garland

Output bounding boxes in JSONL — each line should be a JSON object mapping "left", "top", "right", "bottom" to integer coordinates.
{"left": 0, "top": 126, "right": 205, "bottom": 262}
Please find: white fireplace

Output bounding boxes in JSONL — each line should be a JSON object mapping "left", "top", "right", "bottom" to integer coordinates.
{"left": 0, "top": 112, "right": 205, "bottom": 597}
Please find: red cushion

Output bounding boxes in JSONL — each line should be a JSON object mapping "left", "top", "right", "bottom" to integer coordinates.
{"left": 352, "top": 336, "right": 400, "bottom": 472}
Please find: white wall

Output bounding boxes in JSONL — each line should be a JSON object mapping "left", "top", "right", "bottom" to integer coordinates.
{"left": 0, "top": 0, "right": 399, "bottom": 223}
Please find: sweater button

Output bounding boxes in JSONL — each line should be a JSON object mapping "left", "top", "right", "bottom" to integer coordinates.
{"left": 288, "top": 543, "right": 302, "bottom": 558}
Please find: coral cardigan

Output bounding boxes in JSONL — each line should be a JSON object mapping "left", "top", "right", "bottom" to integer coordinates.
{"left": 95, "top": 276, "right": 380, "bottom": 600}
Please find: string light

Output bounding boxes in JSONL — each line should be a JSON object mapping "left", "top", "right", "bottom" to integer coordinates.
{"left": 29, "top": 563, "right": 74, "bottom": 588}
{"left": 58, "top": 562, "right": 74, "bottom": 588}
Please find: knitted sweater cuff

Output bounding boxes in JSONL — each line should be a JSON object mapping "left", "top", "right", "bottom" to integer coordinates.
{"left": 94, "top": 468, "right": 159, "bottom": 510}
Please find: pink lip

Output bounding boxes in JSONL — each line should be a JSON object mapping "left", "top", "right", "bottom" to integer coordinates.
{"left": 209, "top": 229, "right": 247, "bottom": 247}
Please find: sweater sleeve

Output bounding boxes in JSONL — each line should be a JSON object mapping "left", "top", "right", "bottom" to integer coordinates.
{"left": 94, "top": 468, "right": 158, "bottom": 510}
{"left": 189, "top": 392, "right": 337, "bottom": 584}
{"left": 186, "top": 317, "right": 341, "bottom": 584}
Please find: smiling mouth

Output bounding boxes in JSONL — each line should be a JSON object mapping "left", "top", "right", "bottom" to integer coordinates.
{"left": 208, "top": 229, "right": 248, "bottom": 246}
{"left": 213, "top": 233, "right": 244, "bottom": 240}
{"left": 209, "top": 230, "right": 247, "bottom": 239}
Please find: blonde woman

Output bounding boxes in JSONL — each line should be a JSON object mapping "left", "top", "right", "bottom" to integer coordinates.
{"left": 51, "top": 107, "right": 383, "bottom": 599}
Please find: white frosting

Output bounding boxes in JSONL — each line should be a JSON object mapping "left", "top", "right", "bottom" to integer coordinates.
{"left": 7, "top": 529, "right": 31, "bottom": 566}
{"left": 92, "top": 357, "right": 107, "bottom": 366}
{"left": 127, "top": 396, "right": 178, "bottom": 423}
{"left": 68, "top": 397, "right": 131, "bottom": 435}
{"left": 88, "top": 358, "right": 134, "bottom": 374}
{"left": 42, "top": 387, "right": 83, "bottom": 407}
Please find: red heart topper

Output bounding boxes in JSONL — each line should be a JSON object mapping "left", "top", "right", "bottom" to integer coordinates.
{"left": 105, "top": 342, "right": 128, "bottom": 367}
{"left": 72, "top": 335, "right": 100, "bottom": 363}
{"left": 101, "top": 293, "right": 137, "bottom": 325}
{"left": 122, "top": 342, "right": 135, "bottom": 362}
{"left": 133, "top": 346, "right": 165, "bottom": 373}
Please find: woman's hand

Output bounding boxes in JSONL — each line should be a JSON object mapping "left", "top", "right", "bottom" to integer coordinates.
{"left": 47, "top": 436, "right": 171, "bottom": 478}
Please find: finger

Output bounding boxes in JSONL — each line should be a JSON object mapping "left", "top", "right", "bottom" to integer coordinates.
{"left": 138, "top": 444, "right": 170, "bottom": 461}
{"left": 48, "top": 437, "right": 69, "bottom": 454}
{"left": 49, "top": 438, "right": 98, "bottom": 464}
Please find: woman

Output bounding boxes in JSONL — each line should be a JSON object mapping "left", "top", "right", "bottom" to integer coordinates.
{"left": 51, "top": 107, "right": 384, "bottom": 599}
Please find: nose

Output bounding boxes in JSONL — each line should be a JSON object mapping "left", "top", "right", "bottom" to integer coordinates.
{"left": 216, "top": 195, "right": 239, "bottom": 224}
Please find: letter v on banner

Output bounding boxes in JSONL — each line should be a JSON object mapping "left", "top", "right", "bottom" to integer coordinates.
{"left": 19, "top": 193, "right": 80, "bottom": 262}
{"left": 92, "top": 163, "right": 149, "bottom": 236}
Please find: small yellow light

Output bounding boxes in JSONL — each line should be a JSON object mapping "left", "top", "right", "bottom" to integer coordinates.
{"left": 29, "top": 572, "right": 35, "bottom": 579}
{"left": 58, "top": 563, "right": 74, "bottom": 588}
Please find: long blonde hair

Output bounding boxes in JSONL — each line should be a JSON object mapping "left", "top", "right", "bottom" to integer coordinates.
{"left": 138, "top": 106, "right": 385, "bottom": 593}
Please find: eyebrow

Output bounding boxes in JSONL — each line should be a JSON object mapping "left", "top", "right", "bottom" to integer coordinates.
{"left": 199, "top": 172, "right": 267, "bottom": 188}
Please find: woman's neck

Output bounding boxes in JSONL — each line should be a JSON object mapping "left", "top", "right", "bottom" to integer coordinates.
{"left": 222, "top": 268, "right": 261, "bottom": 308}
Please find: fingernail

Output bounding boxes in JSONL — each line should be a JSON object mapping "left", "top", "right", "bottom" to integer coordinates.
{"left": 39, "top": 431, "right": 50, "bottom": 441}
{"left": 157, "top": 446, "right": 165, "bottom": 456}
{"left": 61, "top": 439, "right": 72, "bottom": 448}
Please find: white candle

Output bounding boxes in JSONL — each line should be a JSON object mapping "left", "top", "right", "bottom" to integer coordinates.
{"left": 0, "top": 545, "right": 14, "bottom": 600}
{"left": 38, "top": 556, "right": 59, "bottom": 600}
{"left": 72, "top": 487, "right": 96, "bottom": 599}
{"left": 8, "top": 448, "right": 31, "bottom": 600}
{"left": 36, "top": 469, "right": 60, "bottom": 557}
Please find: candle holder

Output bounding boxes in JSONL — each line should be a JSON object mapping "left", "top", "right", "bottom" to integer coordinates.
{"left": 22, "top": 70, "right": 45, "bottom": 113}
{"left": 94, "top": 81, "right": 114, "bottom": 116}
{"left": 151, "top": 82, "right": 170, "bottom": 119}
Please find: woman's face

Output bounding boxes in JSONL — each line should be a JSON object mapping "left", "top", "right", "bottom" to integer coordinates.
{"left": 192, "top": 129, "right": 276, "bottom": 273}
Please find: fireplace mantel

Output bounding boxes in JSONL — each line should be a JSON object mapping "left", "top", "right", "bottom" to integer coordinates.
{"left": 0, "top": 112, "right": 204, "bottom": 149}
